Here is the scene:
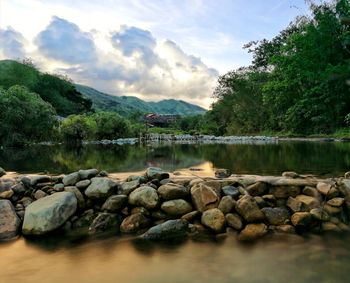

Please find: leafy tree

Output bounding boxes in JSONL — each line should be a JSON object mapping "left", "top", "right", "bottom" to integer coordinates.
{"left": 59, "top": 115, "right": 96, "bottom": 144}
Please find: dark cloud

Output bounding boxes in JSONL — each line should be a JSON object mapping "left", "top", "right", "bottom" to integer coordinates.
{"left": 0, "top": 27, "right": 26, "bottom": 59}
{"left": 111, "top": 26, "right": 159, "bottom": 67}
{"left": 35, "top": 16, "right": 97, "bottom": 64}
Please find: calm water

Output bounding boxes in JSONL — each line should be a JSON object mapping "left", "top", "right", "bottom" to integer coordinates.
{"left": 1, "top": 233, "right": 350, "bottom": 283}
{"left": 1, "top": 140, "right": 350, "bottom": 176}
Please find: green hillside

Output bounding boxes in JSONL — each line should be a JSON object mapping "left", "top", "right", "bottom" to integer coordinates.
{"left": 76, "top": 84, "right": 206, "bottom": 116}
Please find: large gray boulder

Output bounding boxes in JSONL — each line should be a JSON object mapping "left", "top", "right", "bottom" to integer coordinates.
{"left": 119, "top": 180, "right": 140, "bottom": 195}
{"left": 63, "top": 172, "right": 80, "bottom": 186}
{"left": 145, "top": 167, "right": 169, "bottom": 180}
{"left": 158, "top": 183, "right": 190, "bottom": 200}
{"left": 129, "top": 186, "right": 159, "bottom": 209}
{"left": 0, "top": 200, "right": 20, "bottom": 240}
{"left": 22, "top": 192, "right": 77, "bottom": 235}
{"left": 78, "top": 169, "right": 99, "bottom": 180}
{"left": 85, "top": 177, "right": 119, "bottom": 200}
{"left": 140, "top": 219, "right": 189, "bottom": 240}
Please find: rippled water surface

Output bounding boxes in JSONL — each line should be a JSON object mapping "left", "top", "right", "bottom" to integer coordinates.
{"left": 1, "top": 233, "right": 350, "bottom": 283}
{"left": 1, "top": 140, "right": 350, "bottom": 176}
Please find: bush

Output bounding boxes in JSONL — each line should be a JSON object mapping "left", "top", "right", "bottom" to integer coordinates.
{"left": 59, "top": 115, "right": 96, "bottom": 144}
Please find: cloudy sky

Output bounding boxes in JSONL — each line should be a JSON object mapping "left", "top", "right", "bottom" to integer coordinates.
{"left": 0, "top": 0, "right": 311, "bottom": 108}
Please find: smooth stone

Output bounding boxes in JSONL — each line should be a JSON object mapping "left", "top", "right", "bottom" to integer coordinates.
{"left": 322, "top": 222, "right": 341, "bottom": 232}
{"left": 158, "top": 183, "right": 189, "bottom": 200}
{"left": 236, "top": 195, "right": 265, "bottom": 222}
{"left": 30, "top": 175, "right": 51, "bottom": 186}
{"left": 131, "top": 207, "right": 150, "bottom": 216}
{"left": 161, "top": 199, "right": 192, "bottom": 216}
{"left": 269, "top": 186, "right": 301, "bottom": 199}
{"left": 218, "top": 196, "right": 235, "bottom": 214}
{"left": 303, "top": 186, "right": 320, "bottom": 198}
{"left": 261, "top": 207, "right": 290, "bottom": 225}
{"left": 64, "top": 186, "right": 85, "bottom": 209}
{"left": 53, "top": 183, "right": 65, "bottom": 191}
{"left": 286, "top": 197, "right": 305, "bottom": 212}
{"left": 222, "top": 185, "right": 240, "bottom": 198}
{"left": 310, "top": 208, "right": 330, "bottom": 221}
{"left": 72, "top": 209, "right": 96, "bottom": 229}
{"left": 0, "top": 189, "right": 14, "bottom": 199}
{"left": 85, "top": 177, "right": 119, "bottom": 200}
{"left": 22, "top": 192, "right": 77, "bottom": 235}
{"left": 0, "top": 200, "right": 20, "bottom": 240}
{"left": 78, "top": 169, "right": 99, "bottom": 180}
{"left": 201, "top": 208, "right": 225, "bottom": 233}
{"left": 190, "top": 182, "right": 219, "bottom": 212}
{"left": 282, "top": 172, "right": 299, "bottom": 178}
{"left": 0, "top": 167, "right": 5, "bottom": 177}
{"left": 345, "top": 172, "right": 350, "bottom": 179}
{"left": 120, "top": 213, "right": 150, "bottom": 233}
{"left": 62, "top": 172, "right": 80, "bottom": 186}
{"left": 238, "top": 223, "right": 268, "bottom": 241}
{"left": 225, "top": 213, "right": 243, "bottom": 230}
{"left": 254, "top": 196, "right": 268, "bottom": 208}
{"left": 76, "top": 180, "right": 91, "bottom": 190}
{"left": 34, "top": 190, "right": 48, "bottom": 200}
{"left": 246, "top": 182, "right": 268, "bottom": 196}
{"left": 324, "top": 204, "right": 342, "bottom": 215}
{"left": 145, "top": 167, "right": 169, "bottom": 181}
{"left": 120, "top": 180, "right": 140, "bottom": 195}
{"left": 275, "top": 224, "right": 296, "bottom": 234}
{"left": 11, "top": 183, "right": 25, "bottom": 195}
{"left": 295, "top": 195, "right": 320, "bottom": 210}
{"left": 317, "top": 182, "right": 339, "bottom": 198}
{"left": 140, "top": 219, "right": 189, "bottom": 240}
{"left": 327, "top": 197, "right": 344, "bottom": 207}
{"left": 262, "top": 194, "right": 276, "bottom": 205}
{"left": 19, "top": 197, "right": 33, "bottom": 207}
{"left": 291, "top": 212, "right": 312, "bottom": 227}
{"left": 126, "top": 175, "right": 147, "bottom": 183}
{"left": 181, "top": 211, "right": 200, "bottom": 222}
{"left": 102, "top": 195, "right": 128, "bottom": 212}
{"left": 88, "top": 213, "right": 121, "bottom": 234}
{"left": 151, "top": 210, "right": 170, "bottom": 220}
{"left": 129, "top": 186, "right": 159, "bottom": 210}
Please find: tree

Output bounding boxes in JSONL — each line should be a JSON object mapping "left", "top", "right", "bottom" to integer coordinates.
{"left": 59, "top": 115, "right": 96, "bottom": 144}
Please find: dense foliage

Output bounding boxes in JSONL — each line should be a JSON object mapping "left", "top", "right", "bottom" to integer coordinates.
{"left": 206, "top": 0, "right": 350, "bottom": 135}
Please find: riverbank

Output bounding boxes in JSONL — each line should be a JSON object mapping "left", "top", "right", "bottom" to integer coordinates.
{"left": 1, "top": 166, "right": 350, "bottom": 243}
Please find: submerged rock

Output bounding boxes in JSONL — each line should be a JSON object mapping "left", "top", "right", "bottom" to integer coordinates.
{"left": 238, "top": 223, "right": 268, "bottom": 241}
{"left": 0, "top": 200, "right": 20, "bottom": 240}
{"left": 22, "top": 192, "right": 77, "bottom": 235}
{"left": 120, "top": 213, "right": 150, "bottom": 233}
{"left": 140, "top": 219, "right": 189, "bottom": 240}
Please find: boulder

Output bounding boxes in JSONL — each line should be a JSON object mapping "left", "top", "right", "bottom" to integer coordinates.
{"left": 246, "top": 182, "right": 268, "bottom": 196}
{"left": 238, "top": 223, "right": 268, "bottom": 241}
{"left": 295, "top": 195, "right": 320, "bottom": 210}
{"left": 145, "top": 167, "right": 169, "bottom": 180}
{"left": 215, "top": 169, "right": 231, "bottom": 178}
{"left": 275, "top": 224, "right": 296, "bottom": 234}
{"left": 327, "top": 197, "right": 344, "bottom": 207}
{"left": 291, "top": 212, "right": 312, "bottom": 227}
{"left": 225, "top": 213, "right": 243, "bottom": 230}
{"left": 53, "top": 183, "right": 64, "bottom": 192}
{"left": 218, "top": 196, "right": 235, "bottom": 214}
{"left": 22, "top": 192, "right": 77, "bottom": 235}
{"left": 78, "top": 169, "right": 99, "bottom": 180}
{"left": 0, "top": 200, "right": 20, "bottom": 240}
{"left": 72, "top": 209, "right": 96, "bottom": 229}
{"left": 261, "top": 207, "right": 290, "bottom": 225}
{"left": 269, "top": 185, "right": 301, "bottom": 198}
{"left": 222, "top": 185, "right": 240, "bottom": 198}
{"left": 120, "top": 213, "right": 150, "bottom": 233}
{"left": 181, "top": 211, "right": 200, "bottom": 222}
{"left": 310, "top": 208, "right": 330, "bottom": 221}
{"left": 317, "top": 182, "right": 339, "bottom": 198}
{"left": 0, "top": 178, "right": 16, "bottom": 199}
{"left": 140, "top": 219, "right": 189, "bottom": 240}
{"left": 88, "top": 213, "right": 121, "bottom": 234}
{"left": 30, "top": 175, "right": 51, "bottom": 186}
{"left": 63, "top": 172, "right": 80, "bottom": 186}
{"left": 33, "top": 190, "right": 48, "bottom": 200}
{"left": 0, "top": 189, "right": 14, "bottom": 199}
{"left": 126, "top": 175, "right": 147, "bottom": 183}
{"left": 0, "top": 167, "right": 5, "bottom": 177}
{"left": 101, "top": 195, "right": 128, "bottom": 212}
{"left": 158, "top": 183, "right": 189, "bottom": 200}
{"left": 322, "top": 222, "right": 341, "bottom": 232}
{"left": 85, "top": 177, "right": 119, "bottom": 200}
{"left": 64, "top": 186, "right": 85, "bottom": 209}
{"left": 190, "top": 182, "right": 219, "bottom": 212}
{"left": 129, "top": 186, "right": 159, "bottom": 209}
{"left": 286, "top": 197, "right": 305, "bottom": 212}
{"left": 302, "top": 186, "right": 320, "bottom": 198}
{"left": 161, "top": 199, "right": 192, "bottom": 216}
{"left": 76, "top": 180, "right": 91, "bottom": 190}
{"left": 119, "top": 180, "right": 140, "bottom": 195}
{"left": 201, "top": 208, "right": 225, "bottom": 233}
{"left": 236, "top": 195, "right": 265, "bottom": 222}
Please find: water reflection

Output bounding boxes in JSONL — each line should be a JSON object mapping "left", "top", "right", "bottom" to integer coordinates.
{"left": 0, "top": 141, "right": 350, "bottom": 176}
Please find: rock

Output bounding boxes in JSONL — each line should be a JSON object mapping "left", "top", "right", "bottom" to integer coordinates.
{"left": 0, "top": 167, "right": 6, "bottom": 177}
{"left": 310, "top": 208, "right": 330, "bottom": 221}
{"left": 126, "top": 175, "right": 147, "bottom": 183}
{"left": 246, "top": 182, "right": 268, "bottom": 196}
{"left": 53, "top": 183, "right": 64, "bottom": 192}
{"left": 322, "top": 222, "right": 341, "bottom": 232}
{"left": 101, "top": 195, "right": 128, "bottom": 212}
{"left": 141, "top": 219, "right": 189, "bottom": 240}
{"left": 275, "top": 224, "right": 295, "bottom": 234}
{"left": 64, "top": 186, "right": 85, "bottom": 209}
{"left": 323, "top": 204, "right": 342, "bottom": 215}
{"left": 0, "top": 189, "right": 14, "bottom": 199}
{"left": 119, "top": 180, "right": 140, "bottom": 195}
{"left": 72, "top": 209, "right": 96, "bottom": 229}
{"left": 222, "top": 185, "right": 240, "bottom": 198}
{"left": 158, "top": 183, "right": 189, "bottom": 200}
{"left": 78, "top": 169, "right": 99, "bottom": 180}
{"left": 261, "top": 207, "right": 290, "bottom": 225}
{"left": 317, "top": 182, "right": 339, "bottom": 198}
{"left": 262, "top": 194, "right": 276, "bottom": 205}
{"left": 238, "top": 223, "right": 268, "bottom": 241}
{"left": 254, "top": 196, "right": 268, "bottom": 208}
{"left": 120, "top": 213, "right": 150, "bottom": 233}
{"left": 181, "top": 211, "right": 200, "bottom": 222}
{"left": 236, "top": 195, "right": 265, "bottom": 222}
{"left": 89, "top": 213, "right": 121, "bottom": 234}
{"left": 345, "top": 172, "right": 350, "bottom": 179}
{"left": 34, "top": 190, "right": 48, "bottom": 200}
{"left": 291, "top": 212, "right": 312, "bottom": 227}
{"left": 99, "top": 170, "right": 109, "bottom": 177}
{"left": 282, "top": 172, "right": 299, "bottom": 178}
{"left": 215, "top": 169, "right": 231, "bottom": 178}
{"left": 129, "top": 186, "right": 159, "bottom": 210}
{"left": 295, "top": 195, "right": 320, "bottom": 210}
{"left": 218, "top": 196, "right": 235, "bottom": 214}
{"left": 151, "top": 210, "right": 170, "bottom": 220}
{"left": 131, "top": 207, "right": 150, "bottom": 216}
{"left": 225, "top": 213, "right": 243, "bottom": 230}
{"left": 22, "top": 192, "right": 77, "bottom": 235}
{"left": 0, "top": 200, "right": 20, "bottom": 240}
{"left": 161, "top": 199, "right": 192, "bottom": 216}
{"left": 269, "top": 186, "right": 301, "bottom": 198}
{"left": 145, "top": 167, "right": 169, "bottom": 181}
{"left": 85, "top": 177, "right": 119, "bottom": 200}
{"left": 190, "top": 182, "right": 219, "bottom": 212}
{"left": 189, "top": 178, "right": 204, "bottom": 187}
{"left": 19, "top": 197, "right": 33, "bottom": 207}
{"left": 201, "top": 208, "right": 225, "bottom": 233}
{"left": 302, "top": 186, "right": 320, "bottom": 198}
{"left": 286, "top": 197, "right": 305, "bottom": 212}
{"left": 76, "top": 180, "right": 91, "bottom": 190}
{"left": 30, "top": 175, "right": 51, "bottom": 186}
{"left": 63, "top": 172, "right": 80, "bottom": 186}
{"left": 327, "top": 197, "right": 344, "bottom": 207}
{"left": 11, "top": 183, "right": 25, "bottom": 195}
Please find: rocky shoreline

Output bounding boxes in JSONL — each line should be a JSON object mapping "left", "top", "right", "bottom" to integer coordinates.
{"left": 1, "top": 166, "right": 350, "bottom": 243}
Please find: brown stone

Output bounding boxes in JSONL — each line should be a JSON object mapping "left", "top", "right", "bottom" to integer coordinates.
{"left": 238, "top": 223, "right": 268, "bottom": 241}
{"left": 190, "top": 182, "right": 219, "bottom": 212}
{"left": 236, "top": 195, "right": 265, "bottom": 222}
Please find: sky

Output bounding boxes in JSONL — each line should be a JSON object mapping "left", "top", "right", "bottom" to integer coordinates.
{"left": 0, "top": 0, "right": 311, "bottom": 108}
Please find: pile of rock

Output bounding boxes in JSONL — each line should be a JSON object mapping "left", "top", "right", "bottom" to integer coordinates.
{"left": 1, "top": 166, "right": 350, "bottom": 242}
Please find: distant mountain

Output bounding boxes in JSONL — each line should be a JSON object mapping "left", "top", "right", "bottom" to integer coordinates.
{"left": 75, "top": 84, "right": 206, "bottom": 116}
